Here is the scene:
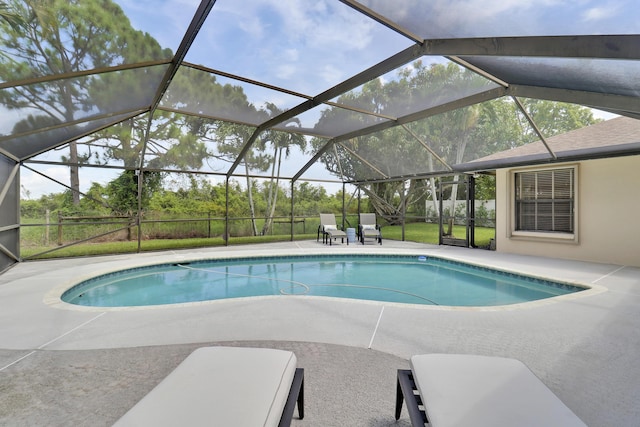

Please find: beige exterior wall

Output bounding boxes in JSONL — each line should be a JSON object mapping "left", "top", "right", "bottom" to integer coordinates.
{"left": 495, "top": 155, "right": 640, "bottom": 267}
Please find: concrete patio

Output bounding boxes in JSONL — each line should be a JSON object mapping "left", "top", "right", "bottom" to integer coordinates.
{"left": 1, "top": 240, "right": 638, "bottom": 426}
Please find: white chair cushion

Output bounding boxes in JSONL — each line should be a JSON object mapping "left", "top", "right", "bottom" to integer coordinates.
{"left": 115, "top": 346, "right": 297, "bottom": 427}
{"left": 410, "top": 354, "right": 586, "bottom": 427}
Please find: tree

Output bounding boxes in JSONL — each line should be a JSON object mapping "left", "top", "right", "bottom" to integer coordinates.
{"left": 216, "top": 122, "right": 267, "bottom": 236}
{"left": 212, "top": 99, "right": 309, "bottom": 236}
{"left": 213, "top": 98, "right": 270, "bottom": 236}
{"left": 258, "top": 103, "right": 306, "bottom": 235}
{"left": 0, "top": 1, "right": 21, "bottom": 29}
{"left": 312, "top": 62, "right": 491, "bottom": 223}
{"left": 516, "top": 98, "right": 599, "bottom": 140}
{"left": 106, "top": 170, "right": 161, "bottom": 215}
{"left": 144, "top": 67, "right": 263, "bottom": 171}
{"left": 0, "top": 0, "right": 169, "bottom": 204}
{"left": 312, "top": 61, "right": 598, "bottom": 222}
{"left": 293, "top": 182, "right": 330, "bottom": 216}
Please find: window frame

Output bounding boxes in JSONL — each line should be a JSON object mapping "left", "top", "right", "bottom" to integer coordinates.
{"left": 509, "top": 164, "right": 578, "bottom": 243}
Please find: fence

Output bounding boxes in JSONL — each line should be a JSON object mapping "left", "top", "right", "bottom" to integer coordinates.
{"left": 19, "top": 212, "right": 331, "bottom": 259}
{"left": 20, "top": 209, "right": 492, "bottom": 259}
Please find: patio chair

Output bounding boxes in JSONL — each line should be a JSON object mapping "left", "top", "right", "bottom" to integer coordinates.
{"left": 115, "top": 346, "right": 304, "bottom": 427}
{"left": 395, "top": 353, "right": 586, "bottom": 427}
{"left": 319, "top": 213, "right": 348, "bottom": 245}
{"left": 358, "top": 213, "right": 382, "bottom": 245}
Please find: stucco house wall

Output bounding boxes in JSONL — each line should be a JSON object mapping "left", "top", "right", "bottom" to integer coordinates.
{"left": 495, "top": 155, "right": 640, "bottom": 267}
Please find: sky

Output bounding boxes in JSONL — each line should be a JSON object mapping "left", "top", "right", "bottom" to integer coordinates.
{"left": 12, "top": 0, "right": 631, "bottom": 199}
{"left": 120, "top": 0, "right": 413, "bottom": 97}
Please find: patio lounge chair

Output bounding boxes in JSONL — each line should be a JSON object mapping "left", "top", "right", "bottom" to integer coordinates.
{"left": 395, "top": 353, "right": 586, "bottom": 427}
{"left": 319, "top": 213, "right": 348, "bottom": 245}
{"left": 115, "top": 346, "right": 304, "bottom": 427}
{"left": 358, "top": 213, "right": 382, "bottom": 245}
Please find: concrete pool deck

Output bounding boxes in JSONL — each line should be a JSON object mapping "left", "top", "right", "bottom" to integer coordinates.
{"left": 1, "top": 240, "right": 639, "bottom": 426}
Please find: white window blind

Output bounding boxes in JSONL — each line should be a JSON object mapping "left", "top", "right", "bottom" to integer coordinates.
{"left": 515, "top": 168, "right": 574, "bottom": 233}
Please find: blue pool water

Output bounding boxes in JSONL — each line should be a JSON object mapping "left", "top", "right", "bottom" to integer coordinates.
{"left": 61, "top": 255, "right": 585, "bottom": 307}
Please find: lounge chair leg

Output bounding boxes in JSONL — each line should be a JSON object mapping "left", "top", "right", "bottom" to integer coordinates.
{"left": 396, "top": 369, "right": 428, "bottom": 426}
{"left": 395, "top": 374, "right": 404, "bottom": 420}
{"left": 279, "top": 368, "right": 304, "bottom": 427}
{"left": 297, "top": 374, "right": 304, "bottom": 419}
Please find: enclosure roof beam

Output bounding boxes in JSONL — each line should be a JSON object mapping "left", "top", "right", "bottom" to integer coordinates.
{"left": 183, "top": 62, "right": 314, "bottom": 101}
{"left": 512, "top": 96, "right": 557, "bottom": 160}
{"left": 0, "top": 60, "right": 171, "bottom": 90}
{"left": 225, "top": 99, "right": 319, "bottom": 177}
{"left": 0, "top": 163, "right": 19, "bottom": 207}
{"left": 0, "top": 240, "right": 19, "bottom": 263}
{"left": 401, "top": 124, "right": 454, "bottom": 171}
{"left": 138, "top": 0, "right": 217, "bottom": 171}
{"left": 447, "top": 56, "right": 509, "bottom": 88}
{"left": 229, "top": 42, "right": 430, "bottom": 177}
{"left": 339, "top": 0, "right": 424, "bottom": 44}
{"left": 20, "top": 163, "right": 115, "bottom": 211}
{"left": 147, "top": 0, "right": 216, "bottom": 114}
{"left": 17, "top": 110, "right": 148, "bottom": 162}
{"left": 337, "top": 141, "right": 389, "bottom": 179}
{"left": 508, "top": 85, "right": 640, "bottom": 115}
{"left": 423, "top": 35, "right": 640, "bottom": 60}
{"left": 335, "top": 85, "right": 506, "bottom": 143}
{"left": 292, "top": 140, "right": 336, "bottom": 182}
{"left": 293, "top": 85, "right": 505, "bottom": 181}
{"left": 0, "top": 107, "right": 148, "bottom": 144}
{"left": 348, "top": 170, "right": 467, "bottom": 185}
{"left": 0, "top": 148, "right": 19, "bottom": 162}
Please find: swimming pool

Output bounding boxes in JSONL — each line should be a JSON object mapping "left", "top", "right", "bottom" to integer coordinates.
{"left": 61, "top": 255, "right": 586, "bottom": 308}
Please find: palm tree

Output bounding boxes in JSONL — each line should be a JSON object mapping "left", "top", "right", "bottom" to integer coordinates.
{"left": 259, "top": 103, "right": 306, "bottom": 235}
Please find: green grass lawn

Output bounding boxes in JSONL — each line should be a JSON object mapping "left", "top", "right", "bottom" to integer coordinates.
{"left": 382, "top": 222, "right": 495, "bottom": 247}
{"left": 19, "top": 233, "right": 317, "bottom": 260}
{"left": 20, "top": 222, "right": 494, "bottom": 259}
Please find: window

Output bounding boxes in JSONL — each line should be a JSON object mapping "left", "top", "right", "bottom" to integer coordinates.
{"left": 514, "top": 167, "right": 574, "bottom": 233}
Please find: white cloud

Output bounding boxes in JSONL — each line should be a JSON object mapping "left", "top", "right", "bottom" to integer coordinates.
{"left": 118, "top": 0, "right": 201, "bottom": 52}
{"left": 20, "top": 165, "right": 120, "bottom": 199}
{"left": 582, "top": 6, "right": 618, "bottom": 22}
{"left": 269, "top": 0, "right": 375, "bottom": 51}
{"left": 164, "top": 0, "right": 411, "bottom": 95}
{"left": 319, "top": 64, "right": 344, "bottom": 86}
{"left": 276, "top": 63, "right": 297, "bottom": 80}
{"left": 0, "top": 108, "right": 18, "bottom": 135}
{"left": 20, "top": 167, "right": 69, "bottom": 199}
{"left": 283, "top": 48, "right": 299, "bottom": 62}
{"left": 364, "top": 0, "right": 604, "bottom": 37}
{"left": 237, "top": 13, "right": 266, "bottom": 39}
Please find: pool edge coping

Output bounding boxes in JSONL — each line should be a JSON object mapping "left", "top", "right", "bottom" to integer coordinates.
{"left": 43, "top": 249, "right": 607, "bottom": 313}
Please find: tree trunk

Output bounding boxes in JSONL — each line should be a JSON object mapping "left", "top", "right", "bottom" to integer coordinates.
{"left": 62, "top": 81, "right": 81, "bottom": 205}
{"left": 427, "top": 154, "right": 439, "bottom": 219}
{"left": 69, "top": 140, "right": 80, "bottom": 205}
{"left": 245, "top": 163, "right": 258, "bottom": 236}
{"left": 448, "top": 137, "right": 469, "bottom": 221}
{"left": 262, "top": 147, "right": 283, "bottom": 235}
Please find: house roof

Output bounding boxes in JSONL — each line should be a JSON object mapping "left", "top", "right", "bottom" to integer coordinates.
{"left": 458, "top": 117, "right": 640, "bottom": 172}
